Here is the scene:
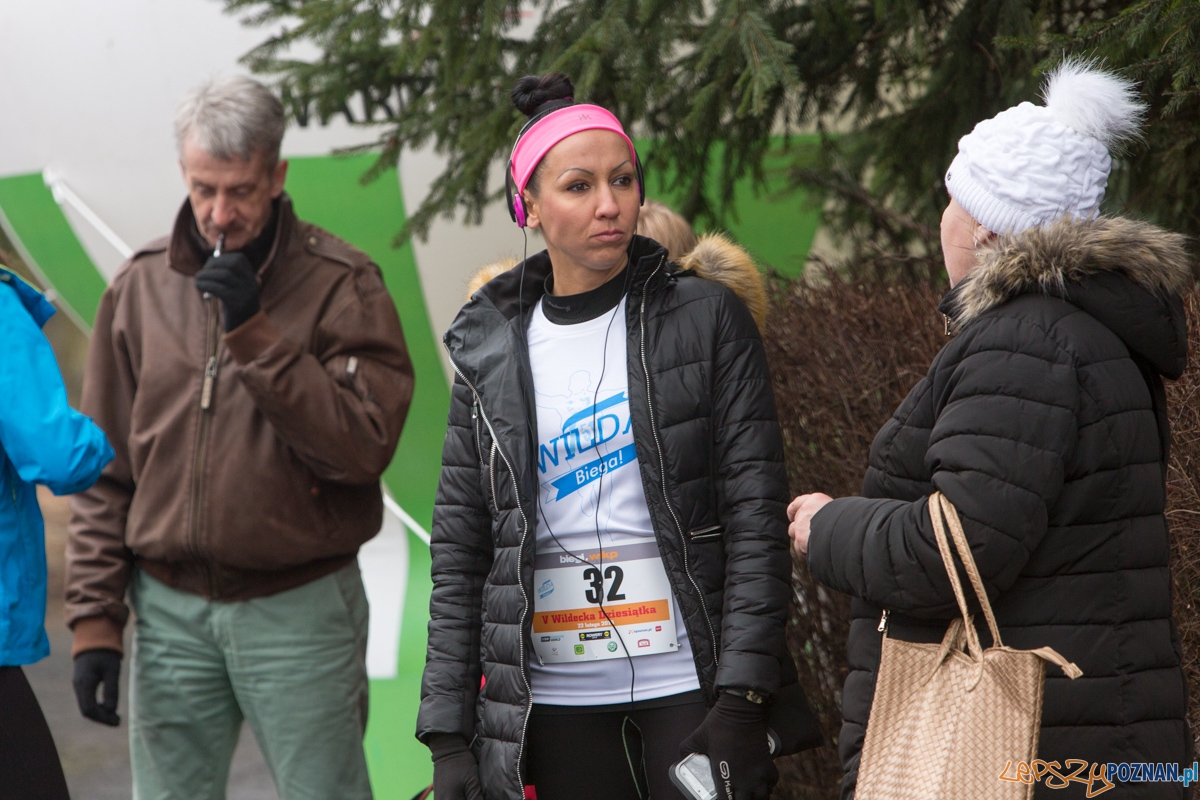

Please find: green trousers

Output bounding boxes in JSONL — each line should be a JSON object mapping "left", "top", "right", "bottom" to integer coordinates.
{"left": 128, "top": 563, "right": 372, "bottom": 800}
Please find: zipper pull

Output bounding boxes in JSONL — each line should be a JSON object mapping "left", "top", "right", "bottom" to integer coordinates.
{"left": 472, "top": 402, "right": 478, "bottom": 421}
{"left": 878, "top": 609, "right": 890, "bottom": 633}
{"left": 200, "top": 356, "right": 217, "bottom": 410}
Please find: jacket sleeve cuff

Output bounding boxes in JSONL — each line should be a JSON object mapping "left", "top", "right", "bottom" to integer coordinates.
{"left": 223, "top": 310, "right": 281, "bottom": 364}
{"left": 70, "top": 615, "right": 125, "bottom": 658}
{"left": 715, "top": 650, "right": 782, "bottom": 696}
{"left": 806, "top": 500, "right": 846, "bottom": 588}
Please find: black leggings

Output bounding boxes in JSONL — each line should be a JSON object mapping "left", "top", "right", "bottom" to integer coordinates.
{"left": 0, "top": 666, "right": 70, "bottom": 800}
{"left": 526, "top": 697, "right": 708, "bottom": 800}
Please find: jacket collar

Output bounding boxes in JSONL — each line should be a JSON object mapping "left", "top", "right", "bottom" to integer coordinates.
{"left": 444, "top": 237, "right": 669, "bottom": 444}
{"left": 0, "top": 267, "right": 56, "bottom": 328}
{"left": 943, "top": 216, "right": 1193, "bottom": 378}
{"left": 166, "top": 193, "right": 296, "bottom": 281}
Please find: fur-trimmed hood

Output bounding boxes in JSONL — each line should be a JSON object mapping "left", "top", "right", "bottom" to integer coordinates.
{"left": 947, "top": 216, "right": 1194, "bottom": 378}
{"left": 466, "top": 232, "right": 768, "bottom": 329}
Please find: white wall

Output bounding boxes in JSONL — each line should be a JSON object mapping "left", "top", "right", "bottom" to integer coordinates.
{"left": 0, "top": 0, "right": 379, "bottom": 275}
{"left": 0, "top": 0, "right": 528, "bottom": 358}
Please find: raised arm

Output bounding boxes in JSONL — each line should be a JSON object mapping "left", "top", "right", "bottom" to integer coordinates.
{"left": 223, "top": 264, "right": 413, "bottom": 485}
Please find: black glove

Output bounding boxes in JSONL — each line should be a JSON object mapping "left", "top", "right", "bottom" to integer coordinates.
{"left": 72, "top": 648, "right": 122, "bottom": 727}
{"left": 195, "top": 252, "right": 261, "bottom": 331}
{"left": 427, "top": 733, "right": 484, "bottom": 800}
{"left": 680, "top": 692, "right": 778, "bottom": 800}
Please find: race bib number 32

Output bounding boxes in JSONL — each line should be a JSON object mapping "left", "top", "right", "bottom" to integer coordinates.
{"left": 532, "top": 542, "right": 679, "bottom": 664}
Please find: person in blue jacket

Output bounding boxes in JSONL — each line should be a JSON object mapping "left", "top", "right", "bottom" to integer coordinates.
{"left": 0, "top": 265, "right": 113, "bottom": 799}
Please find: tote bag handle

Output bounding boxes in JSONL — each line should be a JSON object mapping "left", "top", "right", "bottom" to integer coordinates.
{"left": 929, "top": 492, "right": 1003, "bottom": 649}
{"left": 928, "top": 492, "right": 1083, "bottom": 681}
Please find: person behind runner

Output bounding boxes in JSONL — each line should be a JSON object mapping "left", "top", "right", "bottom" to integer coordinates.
{"left": 417, "top": 73, "right": 794, "bottom": 800}
{"left": 0, "top": 263, "right": 113, "bottom": 800}
{"left": 635, "top": 199, "right": 697, "bottom": 263}
{"left": 789, "top": 62, "right": 1192, "bottom": 798}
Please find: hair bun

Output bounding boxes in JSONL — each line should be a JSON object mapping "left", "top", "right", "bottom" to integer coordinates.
{"left": 511, "top": 73, "right": 575, "bottom": 118}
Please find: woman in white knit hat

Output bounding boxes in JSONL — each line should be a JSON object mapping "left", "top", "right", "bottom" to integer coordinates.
{"left": 790, "top": 62, "right": 1193, "bottom": 798}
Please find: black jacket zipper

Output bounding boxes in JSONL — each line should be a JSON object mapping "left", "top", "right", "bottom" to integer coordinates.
{"left": 636, "top": 255, "right": 720, "bottom": 672}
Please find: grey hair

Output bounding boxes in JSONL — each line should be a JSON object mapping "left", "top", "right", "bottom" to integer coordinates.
{"left": 175, "top": 75, "right": 286, "bottom": 165}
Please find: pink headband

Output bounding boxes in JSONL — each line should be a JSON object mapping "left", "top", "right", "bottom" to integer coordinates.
{"left": 509, "top": 104, "right": 636, "bottom": 193}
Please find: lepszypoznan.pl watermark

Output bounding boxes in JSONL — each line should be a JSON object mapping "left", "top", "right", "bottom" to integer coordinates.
{"left": 999, "top": 759, "right": 1199, "bottom": 796}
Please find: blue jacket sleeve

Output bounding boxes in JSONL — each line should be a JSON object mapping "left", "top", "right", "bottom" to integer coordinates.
{"left": 0, "top": 283, "right": 114, "bottom": 495}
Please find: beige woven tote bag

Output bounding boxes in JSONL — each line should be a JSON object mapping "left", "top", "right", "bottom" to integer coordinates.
{"left": 854, "top": 492, "right": 1082, "bottom": 800}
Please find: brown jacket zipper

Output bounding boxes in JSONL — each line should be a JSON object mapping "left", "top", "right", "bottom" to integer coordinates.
{"left": 189, "top": 295, "right": 221, "bottom": 594}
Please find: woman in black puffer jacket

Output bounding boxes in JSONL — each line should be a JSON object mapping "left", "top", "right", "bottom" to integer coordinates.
{"left": 416, "top": 73, "right": 803, "bottom": 800}
{"left": 789, "top": 63, "right": 1193, "bottom": 798}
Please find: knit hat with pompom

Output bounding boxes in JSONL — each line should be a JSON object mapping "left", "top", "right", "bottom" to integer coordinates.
{"left": 944, "top": 60, "right": 1146, "bottom": 235}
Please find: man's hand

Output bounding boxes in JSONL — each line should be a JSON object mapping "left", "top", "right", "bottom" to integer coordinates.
{"left": 195, "top": 252, "right": 261, "bottom": 332}
{"left": 427, "top": 733, "right": 484, "bottom": 800}
{"left": 787, "top": 493, "right": 834, "bottom": 558}
{"left": 73, "top": 648, "right": 122, "bottom": 726}
{"left": 681, "top": 692, "right": 777, "bottom": 800}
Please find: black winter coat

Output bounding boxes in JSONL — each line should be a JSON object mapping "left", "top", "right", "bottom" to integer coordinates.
{"left": 417, "top": 236, "right": 793, "bottom": 800}
{"left": 808, "top": 217, "right": 1193, "bottom": 799}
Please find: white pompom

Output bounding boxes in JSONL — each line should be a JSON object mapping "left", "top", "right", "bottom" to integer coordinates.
{"left": 1042, "top": 58, "right": 1146, "bottom": 147}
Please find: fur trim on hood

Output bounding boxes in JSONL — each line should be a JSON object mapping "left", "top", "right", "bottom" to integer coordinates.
{"left": 466, "top": 257, "right": 519, "bottom": 299}
{"left": 680, "top": 233, "right": 768, "bottom": 329}
{"left": 952, "top": 216, "right": 1194, "bottom": 326}
{"left": 466, "top": 233, "right": 768, "bottom": 328}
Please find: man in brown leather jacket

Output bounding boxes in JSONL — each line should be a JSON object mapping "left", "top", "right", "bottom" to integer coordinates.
{"left": 65, "top": 75, "right": 413, "bottom": 799}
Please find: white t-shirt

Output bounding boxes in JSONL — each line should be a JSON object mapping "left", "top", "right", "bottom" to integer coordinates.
{"left": 526, "top": 295, "right": 701, "bottom": 706}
